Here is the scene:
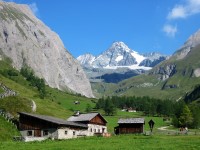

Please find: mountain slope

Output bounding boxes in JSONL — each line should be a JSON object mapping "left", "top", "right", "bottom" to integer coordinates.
{"left": 0, "top": 1, "right": 93, "bottom": 98}
{"left": 0, "top": 58, "right": 95, "bottom": 118}
{"left": 100, "top": 30, "right": 200, "bottom": 100}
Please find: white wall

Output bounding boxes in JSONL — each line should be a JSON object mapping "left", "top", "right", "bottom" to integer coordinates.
{"left": 57, "top": 128, "right": 88, "bottom": 139}
{"left": 87, "top": 124, "right": 107, "bottom": 136}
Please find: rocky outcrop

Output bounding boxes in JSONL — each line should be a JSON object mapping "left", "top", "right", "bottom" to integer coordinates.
{"left": 150, "top": 64, "right": 176, "bottom": 80}
{"left": 194, "top": 68, "right": 200, "bottom": 77}
{"left": 0, "top": 83, "right": 18, "bottom": 99}
{"left": 0, "top": 2, "right": 94, "bottom": 97}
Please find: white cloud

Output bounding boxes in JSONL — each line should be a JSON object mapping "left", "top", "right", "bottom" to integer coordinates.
{"left": 168, "top": 0, "right": 200, "bottom": 19}
{"left": 28, "top": 3, "right": 39, "bottom": 16}
{"left": 163, "top": 24, "right": 177, "bottom": 37}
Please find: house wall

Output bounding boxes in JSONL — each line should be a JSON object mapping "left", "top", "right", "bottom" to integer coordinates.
{"left": 20, "top": 128, "right": 58, "bottom": 141}
{"left": 57, "top": 128, "right": 89, "bottom": 139}
{"left": 89, "top": 115, "right": 107, "bottom": 126}
{"left": 87, "top": 124, "right": 107, "bottom": 136}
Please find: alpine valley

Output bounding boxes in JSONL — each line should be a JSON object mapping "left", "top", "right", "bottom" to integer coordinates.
{"left": 90, "top": 29, "right": 200, "bottom": 100}
{"left": 1, "top": 0, "right": 200, "bottom": 147}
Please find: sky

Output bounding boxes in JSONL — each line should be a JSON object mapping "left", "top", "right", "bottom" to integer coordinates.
{"left": 3, "top": 0, "right": 200, "bottom": 57}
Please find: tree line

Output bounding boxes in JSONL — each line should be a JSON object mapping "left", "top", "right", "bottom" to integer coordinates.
{"left": 96, "top": 95, "right": 200, "bottom": 129}
{"left": 20, "top": 67, "right": 46, "bottom": 99}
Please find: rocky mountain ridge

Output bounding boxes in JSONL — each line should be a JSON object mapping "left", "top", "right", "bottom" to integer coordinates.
{"left": 77, "top": 42, "right": 167, "bottom": 70}
{"left": 77, "top": 42, "right": 167, "bottom": 83}
{"left": 0, "top": 1, "right": 94, "bottom": 98}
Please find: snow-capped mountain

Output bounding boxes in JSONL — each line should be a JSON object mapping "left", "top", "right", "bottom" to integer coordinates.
{"left": 77, "top": 42, "right": 167, "bottom": 70}
{"left": 77, "top": 53, "right": 95, "bottom": 68}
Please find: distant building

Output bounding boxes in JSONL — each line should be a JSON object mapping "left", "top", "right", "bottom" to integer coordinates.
{"left": 114, "top": 118, "right": 145, "bottom": 134}
{"left": 18, "top": 112, "right": 107, "bottom": 142}
{"left": 121, "top": 107, "right": 136, "bottom": 112}
{"left": 127, "top": 107, "right": 136, "bottom": 112}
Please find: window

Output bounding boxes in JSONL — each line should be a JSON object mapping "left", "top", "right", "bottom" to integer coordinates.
{"left": 90, "top": 128, "right": 92, "bottom": 132}
{"left": 65, "top": 131, "right": 68, "bottom": 135}
{"left": 94, "top": 129, "right": 96, "bottom": 133}
{"left": 27, "top": 130, "right": 32, "bottom": 136}
{"left": 73, "top": 131, "right": 76, "bottom": 135}
{"left": 43, "top": 130, "right": 48, "bottom": 136}
{"left": 98, "top": 129, "right": 100, "bottom": 133}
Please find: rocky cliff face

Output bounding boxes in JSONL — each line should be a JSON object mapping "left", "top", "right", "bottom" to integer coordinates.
{"left": 0, "top": 2, "right": 94, "bottom": 98}
{"left": 150, "top": 64, "right": 176, "bottom": 81}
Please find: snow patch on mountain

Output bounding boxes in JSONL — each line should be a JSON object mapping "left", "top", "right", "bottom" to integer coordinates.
{"left": 131, "top": 51, "right": 146, "bottom": 65}
{"left": 104, "top": 65, "right": 151, "bottom": 70}
{"left": 115, "top": 55, "right": 123, "bottom": 62}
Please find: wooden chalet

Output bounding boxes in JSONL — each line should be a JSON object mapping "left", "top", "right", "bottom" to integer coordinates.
{"left": 114, "top": 118, "right": 145, "bottom": 134}
{"left": 18, "top": 112, "right": 108, "bottom": 142}
{"left": 67, "top": 112, "right": 107, "bottom": 135}
{"left": 18, "top": 112, "right": 87, "bottom": 142}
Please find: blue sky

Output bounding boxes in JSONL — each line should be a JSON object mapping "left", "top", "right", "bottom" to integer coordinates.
{"left": 3, "top": 0, "right": 200, "bottom": 57}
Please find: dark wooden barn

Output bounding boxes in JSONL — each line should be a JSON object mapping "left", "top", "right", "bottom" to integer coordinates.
{"left": 114, "top": 118, "right": 145, "bottom": 134}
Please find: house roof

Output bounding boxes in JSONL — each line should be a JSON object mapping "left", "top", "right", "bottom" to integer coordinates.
{"left": 18, "top": 112, "right": 87, "bottom": 128}
{"left": 118, "top": 118, "right": 145, "bottom": 124}
{"left": 67, "top": 112, "right": 107, "bottom": 123}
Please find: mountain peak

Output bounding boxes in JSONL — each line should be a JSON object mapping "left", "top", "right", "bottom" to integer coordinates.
{"left": 110, "top": 41, "right": 131, "bottom": 53}
{"left": 183, "top": 29, "right": 200, "bottom": 48}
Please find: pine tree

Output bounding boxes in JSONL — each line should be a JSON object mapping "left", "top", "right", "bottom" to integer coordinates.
{"left": 179, "top": 105, "right": 193, "bottom": 127}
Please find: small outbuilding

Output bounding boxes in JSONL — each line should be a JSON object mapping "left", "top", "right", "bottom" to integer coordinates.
{"left": 114, "top": 118, "right": 145, "bottom": 134}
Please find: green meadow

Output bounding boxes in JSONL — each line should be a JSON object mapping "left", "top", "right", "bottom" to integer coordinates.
{"left": 0, "top": 135, "right": 200, "bottom": 150}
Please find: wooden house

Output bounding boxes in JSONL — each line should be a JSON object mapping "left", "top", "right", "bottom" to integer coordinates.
{"left": 67, "top": 112, "right": 107, "bottom": 136}
{"left": 18, "top": 112, "right": 88, "bottom": 142}
{"left": 18, "top": 112, "right": 108, "bottom": 142}
{"left": 114, "top": 118, "right": 145, "bottom": 134}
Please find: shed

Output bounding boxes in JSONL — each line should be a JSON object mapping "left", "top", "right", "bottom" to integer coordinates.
{"left": 114, "top": 118, "right": 145, "bottom": 134}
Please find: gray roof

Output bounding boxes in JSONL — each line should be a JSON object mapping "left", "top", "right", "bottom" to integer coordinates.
{"left": 67, "top": 113, "right": 107, "bottom": 123}
{"left": 19, "top": 112, "right": 87, "bottom": 128}
{"left": 118, "top": 118, "right": 145, "bottom": 124}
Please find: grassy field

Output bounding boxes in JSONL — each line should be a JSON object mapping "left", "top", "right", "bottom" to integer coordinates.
{"left": 0, "top": 116, "right": 20, "bottom": 141}
{"left": 0, "top": 135, "right": 200, "bottom": 150}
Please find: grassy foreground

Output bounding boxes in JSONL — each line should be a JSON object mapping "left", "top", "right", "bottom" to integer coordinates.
{"left": 0, "top": 135, "right": 200, "bottom": 150}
